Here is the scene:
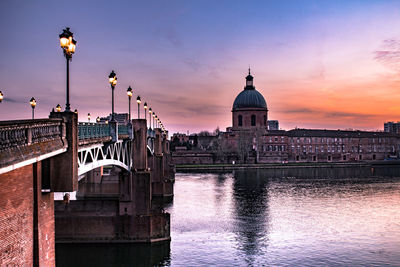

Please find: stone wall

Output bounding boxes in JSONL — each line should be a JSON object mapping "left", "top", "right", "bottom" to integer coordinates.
{"left": 0, "top": 163, "right": 55, "bottom": 266}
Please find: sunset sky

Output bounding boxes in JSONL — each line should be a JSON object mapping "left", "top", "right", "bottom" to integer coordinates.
{"left": 1, "top": 0, "right": 400, "bottom": 134}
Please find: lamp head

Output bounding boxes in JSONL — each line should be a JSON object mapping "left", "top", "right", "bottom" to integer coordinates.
{"left": 109, "top": 70, "right": 117, "bottom": 85}
{"left": 127, "top": 86, "right": 133, "bottom": 98}
{"left": 30, "top": 97, "right": 36, "bottom": 108}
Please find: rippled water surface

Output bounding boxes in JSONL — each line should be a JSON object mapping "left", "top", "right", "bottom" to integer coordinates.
{"left": 57, "top": 166, "right": 400, "bottom": 266}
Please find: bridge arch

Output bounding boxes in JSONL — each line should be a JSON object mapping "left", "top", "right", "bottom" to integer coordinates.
{"left": 78, "top": 140, "right": 131, "bottom": 179}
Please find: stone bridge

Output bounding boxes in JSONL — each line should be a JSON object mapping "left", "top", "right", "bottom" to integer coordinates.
{"left": 0, "top": 111, "right": 174, "bottom": 265}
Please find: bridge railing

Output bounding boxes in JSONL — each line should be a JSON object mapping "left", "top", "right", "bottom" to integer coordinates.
{"left": 78, "top": 123, "right": 110, "bottom": 140}
{"left": 147, "top": 128, "right": 155, "bottom": 139}
{"left": 118, "top": 124, "right": 129, "bottom": 136}
{"left": 0, "top": 119, "right": 64, "bottom": 150}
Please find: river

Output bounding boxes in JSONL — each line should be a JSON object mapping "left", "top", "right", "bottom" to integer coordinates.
{"left": 57, "top": 166, "right": 400, "bottom": 266}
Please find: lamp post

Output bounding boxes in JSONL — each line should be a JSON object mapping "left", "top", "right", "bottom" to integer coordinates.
{"left": 144, "top": 102, "right": 148, "bottom": 123}
{"left": 56, "top": 104, "right": 61, "bottom": 112}
{"left": 96, "top": 116, "right": 100, "bottom": 123}
{"left": 30, "top": 97, "right": 36, "bottom": 119}
{"left": 136, "top": 96, "right": 141, "bottom": 119}
{"left": 148, "top": 108, "right": 152, "bottom": 129}
{"left": 74, "top": 109, "right": 78, "bottom": 114}
{"left": 153, "top": 113, "right": 156, "bottom": 128}
{"left": 127, "top": 86, "right": 133, "bottom": 121}
{"left": 88, "top": 113, "right": 91, "bottom": 122}
{"left": 59, "top": 27, "right": 77, "bottom": 112}
{"left": 108, "top": 70, "right": 117, "bottom": 121}
{"left": 0, "top": 91, "right": 3, "bottom": 103}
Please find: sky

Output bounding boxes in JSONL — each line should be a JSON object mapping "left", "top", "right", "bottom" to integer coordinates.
{"left": 1, "top": 0, "right": 400, "bottom": 134}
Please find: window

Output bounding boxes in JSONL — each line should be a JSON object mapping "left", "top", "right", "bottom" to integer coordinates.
{"left": 251, "top": 115, "right": 256, "bottom": 126}
{"left": 264, "top": 115, "right": 267, "bottom": 126}
{"left": 343, "top": 155, "right": 347, "bottom": 161}
{"left": 238, "top": 115, "right": 242, "bottom": 126}
{"left": 328, "top": 155, "right": 331, "bottom": 161}
{"left": 313, "top": 156, "right": 317, "bottom": 162}
{"left": 373, "top": 154, "right": 376, "bottom": 160}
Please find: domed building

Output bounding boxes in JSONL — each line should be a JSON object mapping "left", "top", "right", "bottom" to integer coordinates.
{"left": 232, "top": 69, "right": 268, "bottom": 130}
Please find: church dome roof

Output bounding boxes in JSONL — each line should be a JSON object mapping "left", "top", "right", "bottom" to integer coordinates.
{"left": 232, "top": 69, "right": 267, "bottom": 110}
{"left": 233, "top": 89, "right": 267, "bottom": 109}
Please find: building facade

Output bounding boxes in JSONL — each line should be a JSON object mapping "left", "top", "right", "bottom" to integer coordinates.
{"left": 384, "top": 121, "right": 400, "bottom": 134}
{"left": 222, "top": 71, "right": 400, "bottom": 163}
{"left": 172, "top": 70, "right": 400, "bottom": 165}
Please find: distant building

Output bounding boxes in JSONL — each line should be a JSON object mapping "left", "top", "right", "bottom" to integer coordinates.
{"left": 172, "top": 133, "right": 189, "bottom": 143}
{"left": 268, "top": 120, "right": 279, "bottom": 130}
{"left": 172, "top": 70, "right": 400, "bottom": 164}
{"left": 99, "top": 113, "right": 129, "bottom": 124}
{"left": 384, "top": 122, "right": 400, "bottom": 133}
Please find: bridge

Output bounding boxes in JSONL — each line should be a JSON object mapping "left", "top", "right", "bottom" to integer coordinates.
{"left": 0, "top": 111, "right": 174, "bottom": 263}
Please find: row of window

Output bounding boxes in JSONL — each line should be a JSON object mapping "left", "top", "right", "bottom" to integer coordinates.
{"left": 238, "top": 115, "right": 267, "bottom": 126}
{"left": 289, "top": 137, "right": 394, "bottom": 144}
{"left": 293, "top": 154, "right": 389, "bottom": 161}
{"left": 290, "top": 145, "right": 395, "bottom": 153}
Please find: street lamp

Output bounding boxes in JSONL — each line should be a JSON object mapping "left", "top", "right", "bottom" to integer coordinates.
{"left": 96, "top": 116, "right": 100, "bottom": 123}
{"left": 30, "top": 97, "right": 36, "bottom": 119}
{"left": 136, "top": 96, "right": 141, "bottom": 119}
{"left": 126, "top": 86, "right": 133, "bottom": 121}
{"left": 143, "top": 102, "right": 148, "bottom": 123}
{"left": 0, "top": 91, "right": 3, "bottom": 103}
{"left": 148, "top": 107, "right": 152, "bottom": 129}
{"left": 74, "top": 109, "right": 78, "bottom": 114}
{"left": 56, "top": 104, "right": 61, "bottom": 112}
{"left": 152, "top": 113, "right": 156, "bottom": 128}
{"left": 59, "top": 27, "right": 77, "bottom": 112}
{"left": 88, "top": 113, "right": 91, "bottom": 122}
{"left": 108, "top": 70, "right": 117, "bottom": 121}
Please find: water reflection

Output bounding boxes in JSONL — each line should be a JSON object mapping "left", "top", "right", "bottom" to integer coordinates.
{"left": 56, "top": 242, "right": 170, "bottom": 267}
{"left": 56, "top": 166, "right": 400, "bottom": 266}
{"left": 231, "top": 170, "right": 270, "bottom": 266}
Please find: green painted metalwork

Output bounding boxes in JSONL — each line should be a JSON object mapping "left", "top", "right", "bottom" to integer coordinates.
{"left": 78, "top": 123, "right": 110, "bottom": 140}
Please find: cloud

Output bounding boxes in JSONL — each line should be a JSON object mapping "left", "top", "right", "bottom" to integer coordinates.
{"left": 183, "top": 58, "right": 202, "bottom": 71}
{"left": 279, "top": 107, "right": 376, "bottom": 121}
{"left": 2, "top": 97, "right": 22, "bottom": 103}
{"left": 374, "top": 39, "right": 400, "bottom": 72}
{"left": 281, "top": 108, "right": 315, "bottom": 114}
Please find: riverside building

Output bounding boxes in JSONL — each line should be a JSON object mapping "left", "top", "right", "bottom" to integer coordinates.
{"left": 172, "top": 70, "right": 400, "bottom": 164}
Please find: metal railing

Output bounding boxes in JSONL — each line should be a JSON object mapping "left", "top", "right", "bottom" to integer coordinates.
{"left": 118, "top": 124, "right": 129, "bottom": 135}
{"left": 0, "top": 119, "right": 64, "bottom": 150}
{"left": 147, "top": 128, "right": 156, "bottom": 139}
{"left": 78, "top": 123, "right": 110, "bottom": 140}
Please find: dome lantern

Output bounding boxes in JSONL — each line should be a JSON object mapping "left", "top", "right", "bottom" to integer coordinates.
{"left": 245, "top": 67, "right": 254, "bottom": 89}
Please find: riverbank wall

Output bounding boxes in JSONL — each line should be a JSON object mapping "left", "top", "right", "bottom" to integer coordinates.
{"left": 176, "top": 161, "right": 400, "bottom": 172}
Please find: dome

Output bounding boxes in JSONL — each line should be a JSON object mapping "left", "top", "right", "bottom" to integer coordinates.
{"left": 233, "top": 89, "right": 267, "bottom": 109}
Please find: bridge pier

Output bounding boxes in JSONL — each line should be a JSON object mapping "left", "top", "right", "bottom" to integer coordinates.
{"left": 151, "top": 129, "right": 174, "bottom": 200}
{"left": 49, "top": 111, "right": 78, "bottom": 192}
{"left": 54, "top": 119, "right": 171, "bottom": 243}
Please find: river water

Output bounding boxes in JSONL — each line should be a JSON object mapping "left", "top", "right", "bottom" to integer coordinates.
{"left": 57, "top": 166, "right": 400, "bottom": 266}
